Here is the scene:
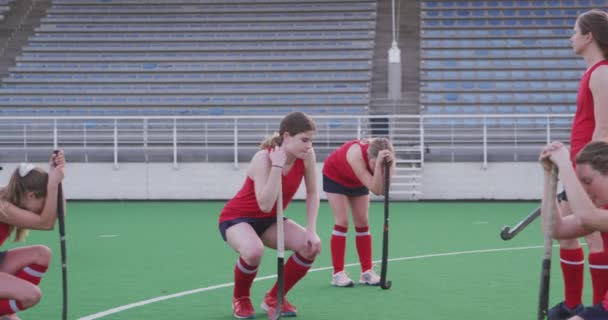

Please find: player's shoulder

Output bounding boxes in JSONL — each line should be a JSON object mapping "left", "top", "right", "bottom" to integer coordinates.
{"left": 252, "top": 149, "right": 270, "bottom": 161}
{"left": 591, "top": 64, "right": 608, "bottom": 77}
{"left": 248, "top": 149, "right": 271, "bottom": 172}
{"left": 345, "top": 141, "right": 365, "bottom": 164}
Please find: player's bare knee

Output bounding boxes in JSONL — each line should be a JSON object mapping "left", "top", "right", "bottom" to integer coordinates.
{"left": 32, "top": 245, "right": 52, "bottom": 265}
{"left": 585, "top": 233, "right": 604, "bottom": 253}
{"left": 298, "top": 244, "right": 320, "bottom": 260}
{"left": 297, "top": 251, "right": 317, "bottom": 261}
{"left": 334, "top": 218, "right": 348, "bottom": 228}
{"left": 559, "top": 238, "right": 581, "bottom": 249}
{"left": 240, "top": 245, "right": 264, "bottom": 265}
{"left": 17, "top": 286, "right": 41, "bottom": 309}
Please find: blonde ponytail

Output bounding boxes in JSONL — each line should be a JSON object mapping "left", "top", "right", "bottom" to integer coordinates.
{"left": 259, "top": 132, "right": 283, "bottom": 149}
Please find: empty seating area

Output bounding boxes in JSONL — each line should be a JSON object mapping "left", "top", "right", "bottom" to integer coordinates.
{"left": 0, "top": 0, "right": 377, "bottom": 116}
{"left": 419, "top": 0, "right": 604, "bottom": 115}
{"left": 0, "top": 0, "right": 15, "bottom": 21}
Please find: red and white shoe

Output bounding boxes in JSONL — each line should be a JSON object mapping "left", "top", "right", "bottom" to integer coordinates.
{"left": 232, "top": 296, "right": 255, "bottom": 319}
{"left": 261, "top": 292, "right": 298, "bottom": 317}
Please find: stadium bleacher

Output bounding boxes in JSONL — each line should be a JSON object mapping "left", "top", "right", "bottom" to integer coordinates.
{"left": 419, "top": 0, "right": 602, "bottom": 115}
{"left": 0, "top": 0, "right": 378, "bottom": 116}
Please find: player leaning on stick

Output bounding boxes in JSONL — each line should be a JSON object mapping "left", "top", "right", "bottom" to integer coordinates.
{"left": 546, "top": 9, "right": 608, "bottom": 320}
{"left": 540, "top": 141, "right": 608, "bottom": 320}
{"left": 218, "top": 112, "right": 321, "bottom": 319}
{"left": 322, "top": 137, "right": 394, "bottom": 287}
{"left": 0, "top": 151, "right": 65, "bottom": 320}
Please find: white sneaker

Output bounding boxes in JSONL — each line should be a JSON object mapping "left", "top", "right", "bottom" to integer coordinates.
{"left": 359, "top": 269, "right": 381, "bottom": 286}
{"left": 331, "top": 271, "right": 354, "bottom": 287}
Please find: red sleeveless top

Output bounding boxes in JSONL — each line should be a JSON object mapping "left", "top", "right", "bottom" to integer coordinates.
{"left": 322, "top": 140, "right": 373, "bottom": 188}
{"left": 0, "top": 222, "right": 11, "bottom": 247}
{"left": 570, "top": 60, "right": 608, "bottom": 162}
{"left": 219, "top": 156, "right": 305, "bottom": 223}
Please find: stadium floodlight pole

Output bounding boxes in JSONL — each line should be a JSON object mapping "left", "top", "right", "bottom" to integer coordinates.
{"left": 271, "top": 179, "right": 285, "bottom": 320}
{"left": 538, "top": 167, "right": 558, "bottom": 320}
{"left": 387, "top": 0, "right": 401, "bottom": 100}
{"left": 500, "top": 207, "right": 541, "bottom": 240}
{"left": 53, "top": 150, "right": 68, "bottom": 320}
{"left": 380, "top": 160, "right": 392, "bottom": 290}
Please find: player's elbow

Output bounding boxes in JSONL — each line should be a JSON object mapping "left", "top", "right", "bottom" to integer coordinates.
{"left": 42, "top": 218, "right": 57, "bottom": 230}
{"left": 35, "top": 220, "right": 55, "bottom": 231}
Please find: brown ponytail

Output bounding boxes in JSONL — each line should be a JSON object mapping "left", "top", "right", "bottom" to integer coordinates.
{"left": 259, "top": 112, "right": 316, "bottom": 149}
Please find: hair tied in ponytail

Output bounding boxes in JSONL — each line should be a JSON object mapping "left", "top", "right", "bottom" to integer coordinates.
{"left": 18, "top": 163, "right": 35, "bottom": 177}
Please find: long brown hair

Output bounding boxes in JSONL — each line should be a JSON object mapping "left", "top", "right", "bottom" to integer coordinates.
{"left": 577, "top": 9, "right": 608, "bottom": 59}
{"left": 0, "top": 166, "right": 49, "bottom": 242}
{"left": 259, "top": 112, "right": 316, "bottom": 149}
{"left": 576, "top": 141, "right": 608, "bottom": 175}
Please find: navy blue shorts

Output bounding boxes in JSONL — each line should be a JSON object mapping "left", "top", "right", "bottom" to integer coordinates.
{"left": 578, "top": 303, "right": 608, "bottom": 320}
{"left": 323, "top": 174, "right": 369, "bottom": 197}
{"left": 219, "top": 216, "right": 284, "bottom": 241}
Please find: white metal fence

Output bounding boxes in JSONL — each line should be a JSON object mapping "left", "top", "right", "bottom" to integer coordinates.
{"left": 0, "top": 114, "right": 573, "bottom": 167}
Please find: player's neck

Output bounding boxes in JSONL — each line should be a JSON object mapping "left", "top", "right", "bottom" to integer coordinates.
{"left": 284, "top": 154, "right": 296, "bottom": 167}
{"left": 583, "top": 49, "right": 605, "bottom": 69}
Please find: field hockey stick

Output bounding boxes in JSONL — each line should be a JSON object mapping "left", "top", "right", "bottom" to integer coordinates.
{"left": 53, "top": 150, "right": 68, "bottom": 320}
{"left": 380, "top": 159, "right": 392, "bottom": 290}
{"left": 538, "top": 167, "right": 558, "bottom": 320}
{"left": 271, "top": 179, "right": 284, "bottom": 320}
{"left": 500, "top": 207, "right": 541, "bottom": 240}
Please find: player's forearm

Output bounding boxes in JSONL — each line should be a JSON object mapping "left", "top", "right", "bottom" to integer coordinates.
{"left": 305, "top": 193, "right": 319, "bottom": 232}
{"left": 38, "top": 182, "right": 59, "bottom": 230}
{"left": 369, "top": 169, "right": 385, "bottom": 195}
{"left": 558, "top": 165, "right": 597, "bottom": 228}
{"left": 257, "top": 168, "right": 282, "bottom": 213}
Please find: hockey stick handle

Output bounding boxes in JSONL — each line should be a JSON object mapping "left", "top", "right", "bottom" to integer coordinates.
{"left": 537, "top": 167, "right": 558, "bottom": 320}
{"left": 271, "top": 179, "right": 284, "bottom": 320}
{"left": 380, "top": 159, "right": 392, "bottom": 289}
{"left": 53, "top": 150, "right": 68, "bottom": 320}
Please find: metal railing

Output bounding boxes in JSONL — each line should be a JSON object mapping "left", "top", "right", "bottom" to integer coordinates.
{"left": 0, "top": 113, "right": 573, "bottom": 167}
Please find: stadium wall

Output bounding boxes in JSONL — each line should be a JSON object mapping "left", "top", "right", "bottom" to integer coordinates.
{"left": 0, "top": 162, "right": 545, "bottom": 201}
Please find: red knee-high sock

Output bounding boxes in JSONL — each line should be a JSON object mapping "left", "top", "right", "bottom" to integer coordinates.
{"left": 233, "top": 257, "right": 258, "bottom": 299}
{"left": 331, "top": 225, "right": 348, "bottom": 274}
{"left": 589, "top": 252, "right": 608, "bottom": 305}
{"left": 268, "top": 252, "right": 314, "bottom": 297}
{"left": 560, "top": 248, "right": 585, "bottom": 308}
{"left": 355, "top": 226, "right": 373, "bottom": 272}
{"left": 0, "top": 299, "right": 24, "bottom": 316}
{"left": 15, "top": 263, "right": 48, "bottom": 286}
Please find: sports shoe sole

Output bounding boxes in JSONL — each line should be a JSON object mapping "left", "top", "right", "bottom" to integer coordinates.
{"left": 331, "top": 280, "right": 355, "bottom": 287}
{"left": 260, "top": 302, "right": 297, "bottom": 317}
